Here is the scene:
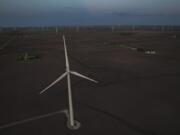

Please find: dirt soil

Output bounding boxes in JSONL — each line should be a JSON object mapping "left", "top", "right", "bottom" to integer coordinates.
{"left": 0, "top": 28, "right": 180, "bottom": 135}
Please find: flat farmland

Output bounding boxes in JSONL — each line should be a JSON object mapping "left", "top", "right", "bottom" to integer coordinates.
{"left": 0, "top": 28, "right": 180, "bottom": 135}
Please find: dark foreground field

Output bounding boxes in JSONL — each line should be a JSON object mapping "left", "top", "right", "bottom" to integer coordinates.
{"left": 0, "top": 28, "right": 180, "bottom": 135}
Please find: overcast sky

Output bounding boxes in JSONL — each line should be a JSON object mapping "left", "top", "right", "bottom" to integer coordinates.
{"left": 0, "top": 0, "right": 180, "bottom": 26}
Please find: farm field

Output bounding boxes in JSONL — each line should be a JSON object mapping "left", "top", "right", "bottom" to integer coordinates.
{"left": 0, "top": 27, "right": 180, "bottom": 135}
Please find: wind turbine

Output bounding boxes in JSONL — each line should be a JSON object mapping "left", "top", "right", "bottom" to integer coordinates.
{"left": 55, "top": 27, "right": 59, "bottom": 34}
{"left": 40, "top": 35, "right": 98, "bottom": 130}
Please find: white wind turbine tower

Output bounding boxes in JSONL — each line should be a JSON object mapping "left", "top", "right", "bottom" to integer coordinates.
{"left": 55, "top": 27, "right": 59, "bottom": 34}
{"left": 40, "top": 35, "right": 98, "bottom": 130}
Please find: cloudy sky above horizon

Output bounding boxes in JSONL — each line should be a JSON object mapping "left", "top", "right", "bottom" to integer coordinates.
{"left": 0, "top": 0, "right": 180, "bottom": 26}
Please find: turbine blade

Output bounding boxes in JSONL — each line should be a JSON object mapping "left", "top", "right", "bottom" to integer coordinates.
{"left": 40, "top": 72, "right": 67, "bottom": 94}
{"left": 70, "top": 71, "right": 98, "bottom": 83}
{"left": 0, "top": 110, "right": 63, "bottom": 130}
{"left": 62, "top": 35, "right": 70, "bottom": 68}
